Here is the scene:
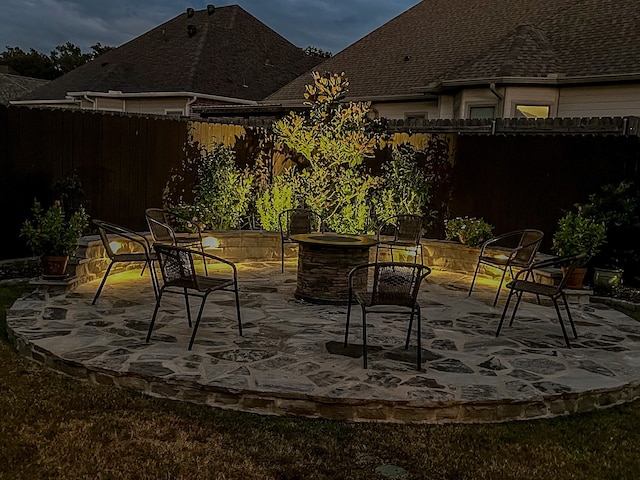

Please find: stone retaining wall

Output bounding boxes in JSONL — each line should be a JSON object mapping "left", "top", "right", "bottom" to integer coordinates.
{"left": 59, "top": 232, "right": 518, "bottom": 292}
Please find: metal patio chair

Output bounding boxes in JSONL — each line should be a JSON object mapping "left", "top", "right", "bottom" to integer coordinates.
{"left": 375, "top": 214, "right": 424, "bottom": 264}
{"left": 468, "top": 229, "right": 544, "bottom": 306}
{"left": 344, "top": 262, "right": 431, "bottom": 370}
{"left": 278, "top": 208, "right": 324, "bottom": 273}
{"left": 92, "top": 219, "right": 158, "bottom": 304}
{"left": 145, "top": 207, "right": 206, "bottom": 252}
{"left": 146, "top": 244, "right": 242, "bottom": 350}
{"left": 495, "top": 253, "right": 586, "bottom": 348}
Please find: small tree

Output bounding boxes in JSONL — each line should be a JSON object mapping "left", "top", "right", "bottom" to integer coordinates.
{"left": 273, "top": 71, "right": 384, "bottom": 233}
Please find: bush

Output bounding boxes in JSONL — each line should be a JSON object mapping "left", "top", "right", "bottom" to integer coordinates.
{"left": 167, "top": 143, "right": 254, "bottom": 231}
{"left": 444, "top": 216, "right": 494, "bottom": 247}
{"left": 551, "top": 210, "right": 606, "bottom": 264}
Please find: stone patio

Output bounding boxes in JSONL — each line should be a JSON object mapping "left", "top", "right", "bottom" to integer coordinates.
{"left": 7, "top": 260, "right": 640, "bottom": 424}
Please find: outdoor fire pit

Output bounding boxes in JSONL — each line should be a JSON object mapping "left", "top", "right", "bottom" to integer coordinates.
{"left": 291, "top": 233, "right": 378, "bottom": 304}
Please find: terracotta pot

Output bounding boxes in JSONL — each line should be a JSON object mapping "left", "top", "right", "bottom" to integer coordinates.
{"left": 562, "top": 266, "right": 587, "bottom": 289}
{"left": 41, "top": 255, "right": 69, "bottom": 278}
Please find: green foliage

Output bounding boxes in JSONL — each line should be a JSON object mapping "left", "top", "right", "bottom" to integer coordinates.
{"left": 581, "top": 181, "right": 640, "bottom": 273}
{"left": 20, "top": 200, "right": 89, "bottom": 256}
{"left": 445, "top": 216, "right": 494, "bottom": 247}
{"left": 272, "top": 71, "right": 384, "bottom": 233}
{"left": 0, "top": 42, "right": 112, "bottom": 79}
{"left": 166, "top": 143, "right": 254, "bottom": 231}
{"left": 374, "top": 144, "right": 431, "bottom": 224}
{"left": 255, "top": 172, "right": 298, "bottom": 231}
{"left": 551, "top": 210, "right": 606, "bottom": 263}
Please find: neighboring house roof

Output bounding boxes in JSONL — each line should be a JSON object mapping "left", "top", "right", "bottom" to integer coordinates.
{"left": 18, "top": 4, "right": 321, "bottom": 104}
{"left": 267, "top": 0, "right": 640, "bottom": 103}
{"left": 0, "top": 73, "right": 49, "bottom": 106}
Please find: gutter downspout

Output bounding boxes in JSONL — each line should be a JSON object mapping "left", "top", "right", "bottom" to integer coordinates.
{"left": 83, "top": 95, "right": 96, "bottom": 110}
{"left": 186, "top": 96, "right": 198, "bottom": 117}
{"left": 489, "top": 83, "right": 504, "bottom": 135}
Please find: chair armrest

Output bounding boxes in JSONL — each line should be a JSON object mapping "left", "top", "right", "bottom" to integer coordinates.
{"left": 190, "top": 249, "right": 238, "bottom": 277}
{"left": 95, "top": 220, "right": 154, "bottom": 256}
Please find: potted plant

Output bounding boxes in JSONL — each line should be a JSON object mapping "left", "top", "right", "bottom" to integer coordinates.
{"left": 551, "top": 209, "right": 606, "bottom": 288}
{"left": 581, "top": 181, "right": 640, "bottom": 289}
{"left": 20, "top": 199, "right": 89, "bottom": 278}
{"left": 444, "top": 216, "right": 494, "bottom": 247}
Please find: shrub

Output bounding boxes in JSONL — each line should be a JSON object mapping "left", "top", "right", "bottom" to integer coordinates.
{"left": 374, "top": 144, "right": 431, "bottom": 225}
{"left": 551, "top": 210, "right": 606, "bottom": 264}
{"left": 444, "top": 216, "right": 494, "bottom": 247}
{"left": 20, "top": 199, "right": 89, "bottom": 257}
{"left": 167, "top": 143, "right": 254, "bottom": 231}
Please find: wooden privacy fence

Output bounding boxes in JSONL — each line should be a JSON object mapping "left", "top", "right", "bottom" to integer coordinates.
{"left": 1, "top": 105, "right": 639, "bottom": 259}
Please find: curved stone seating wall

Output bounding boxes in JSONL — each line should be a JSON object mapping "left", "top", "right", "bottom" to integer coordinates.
{"left": 71, "top": 232, "right": 488, "bottom": 289}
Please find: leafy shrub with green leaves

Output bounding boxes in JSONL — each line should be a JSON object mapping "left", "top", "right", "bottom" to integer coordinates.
{"left": 272, "top": 71, "right": 384, "bottom": 233}
{"left": 551, "top": 210, "right": 606, "bottom": 264}
{"left": 255, "top": 170, "right": 299, "bottom": 231}
{"left": 374, "top": 144, "right": 431, "bottom": 225}
{"left": 20, "top": 199, "right": 89, "bottom": 256}
{"left": 444, "top": 216, "right": 494, "bottom": 247}
{"left": 167, "top": 143, "right": 254, "bottom": 231}
{"left": 580, "top": 181, "right": 639, "bottom": 274}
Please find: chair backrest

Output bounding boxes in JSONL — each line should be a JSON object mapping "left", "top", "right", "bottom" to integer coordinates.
{"left": 94, "top": 219, "right": 150, "bottom": 259}
{"left": 382, "top": 215, "right": 424, "bottom": 244}
{"left": 279, "top": 209, "right": 322, "bottom": 238}
{"left": 154, "top": 244, "right": 197, "bottom": 289}
{"left": 369, "top": 262, "right": 431, "bottom": 307}
{"left": 513, "top": 229, "right": 544, "bottom": 265}
{"left": 146, "top": 208, "right": 176, "bottom": 244}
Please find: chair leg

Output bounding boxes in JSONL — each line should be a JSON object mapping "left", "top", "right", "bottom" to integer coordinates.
{"left": 344, "top": 290, "right": 353, "bottom": 347}
{"left": 468, "top": 260, "right": 482, "bottom": 297}
{"left": 281, "top": 240, "right": 285, "bottom": 273}
{"left": 183, "top": 288, "right": 192, "bottom": 327}
{"left": 188, "top": 293, "right": 209, "bottom": 350}
{"left": 405, "top": 309, "right": 415, "bottom": 349}
{"left": 416, "top": 307, "right": 422, "bottom": 371}
{"left": 552, "top": 298, "right": 572, "bottom": 348}
{"left": 146, "top": 289, "right": 164, "bottom": 342}
{"left": 496, "top": 288, "right": 516, "bottom": 337}
{"left": 148, "top": 260, "right": 159, "bottom": 301}
{"left": 234, "top": 284, "right": 243, "bottom": 336}
{"left": 361, "top": 306, "right": 368, "bottom": 369}
{"left": 561, "top": 292, "right": 578, "bottom": 339}
{"left": 508, "top": 291, "right": 524, "bottom": 327}
{"left": 493, "top": 267, "right": 509, "bottom": 307}
{"left": 92, "top": 262, "right": 114, "bottom": 305}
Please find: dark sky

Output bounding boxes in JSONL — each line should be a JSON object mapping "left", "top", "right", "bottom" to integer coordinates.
{"left": 1, "top": 1, "right": 419, "bottom": 56}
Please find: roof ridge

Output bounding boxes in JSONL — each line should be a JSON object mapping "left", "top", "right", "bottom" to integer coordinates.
{"left": 187, "top": 14, "right": 210, "bottom": 88}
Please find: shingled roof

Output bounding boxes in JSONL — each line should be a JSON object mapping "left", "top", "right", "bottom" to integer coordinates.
{"left": 0, "top": 73, "right": 49, "bottom": 106}
{"left": 19, "top": 5, "right": 321, "bottom": 103}
{"left": 267, "top": 0, "right": 640, "bottom": 103}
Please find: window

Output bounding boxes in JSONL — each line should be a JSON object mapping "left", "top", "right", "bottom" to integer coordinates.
{"left": 165, "top": 109, "right": 184, "bottom": 117}
{"left": 515, "top": 105, "right": 550, "bottom": 119}
{"left": 469, "top": 106, "right": 495, "bottom": 119}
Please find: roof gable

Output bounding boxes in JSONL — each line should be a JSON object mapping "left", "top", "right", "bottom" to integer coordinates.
{"left": 20, "top": 5, "right": 321, "bottom": 102}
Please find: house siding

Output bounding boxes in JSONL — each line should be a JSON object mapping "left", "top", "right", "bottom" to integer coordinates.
{"left": 503, "top": 87, "right": 559, "bottom": 118}
{"left": 558, "top": 85, "right": 640, "bottom": 117}
{"left": 372, "top": 101, "right": 438, "bottom": 120}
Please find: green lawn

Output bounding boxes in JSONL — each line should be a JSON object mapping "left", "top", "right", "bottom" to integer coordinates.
{"left": 1, "top": 282, "right": 640, "bottom": 479}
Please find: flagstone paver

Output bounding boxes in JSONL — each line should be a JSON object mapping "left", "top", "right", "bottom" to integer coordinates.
{"left": 7, "top": 262, "right": 640, "bottom": 423}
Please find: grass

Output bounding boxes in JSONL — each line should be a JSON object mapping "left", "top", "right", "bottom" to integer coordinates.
{"left": 1, "top": 283, "right": 640, "bottom": 479}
